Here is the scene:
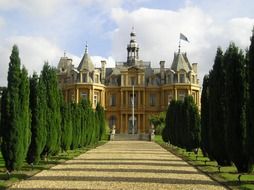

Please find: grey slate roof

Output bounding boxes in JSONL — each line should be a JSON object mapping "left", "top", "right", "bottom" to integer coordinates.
{"left": 171, "top": 52, "right": 192, "bottom": 72}
{"left": 77, "top": 51, "right": 94, "bottom": 71}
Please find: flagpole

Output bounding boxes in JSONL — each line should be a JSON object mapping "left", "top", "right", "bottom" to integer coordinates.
{"left": 178, "top": 39, "right": 181, "bottom": 53}
{"left": 132, "top": 85, "right": 134, "bottom": 135}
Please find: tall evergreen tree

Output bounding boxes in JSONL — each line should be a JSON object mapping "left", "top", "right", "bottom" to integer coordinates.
{"left": 26, "top": 73, "right": 47, "bottom": 164}
{"left": 1, "top": 45, "right": 31, "bottom": 171}
{"left": 41, "top": 63, "right": 61, "bottom": 156}
{"left": 208, "top": 48, "right": 231, "bottom": 166}
{"left": 248, "top": 28, "right": 254, "bottom": 165}
{"left": 60, "top": 102, "right": 72, "bottom": 151}
{"left": 200, "top": 75, "right": 210, "bottom": 157}
{"left": 224, "top": 43, "right": 251, "bottom": 172}
{"left": 183, "top": 96, "right": 200, "bottom": 151}
{"left": 96, "top": 103, "right": 106, "bottom": 141}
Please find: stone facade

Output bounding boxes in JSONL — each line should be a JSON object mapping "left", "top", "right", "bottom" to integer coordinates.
{"left": 57, "top": 30, "right": 200, "bottom": 135}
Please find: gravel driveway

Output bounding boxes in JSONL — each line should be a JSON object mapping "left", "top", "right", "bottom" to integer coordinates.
{"left": 10, "top": 141, "right": 227, "bottom": 190}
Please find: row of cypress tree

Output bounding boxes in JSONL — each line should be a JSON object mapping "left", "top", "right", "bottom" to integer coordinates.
{"left": 0, "top": 45, "right": 106, "bottom": 172}
{"left": 201, "top": 30, "right": 254, "bottom": 173}
{"left": 162, "top": 96, "right": 200, "bottom": 151}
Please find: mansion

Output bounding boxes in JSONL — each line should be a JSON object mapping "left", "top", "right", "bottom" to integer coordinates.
{"left": 57, "top": 30, "right": 200, "bottom": 136}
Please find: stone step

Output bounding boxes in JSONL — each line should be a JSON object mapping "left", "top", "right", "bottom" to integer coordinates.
{"left": 112, "top": 133, "right": 151, "bottom": 141}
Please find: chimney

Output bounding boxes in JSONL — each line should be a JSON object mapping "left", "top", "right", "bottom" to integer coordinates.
{"left": 160, "top": 61, "right": 165, "bottom": 84}
{"left": 192, "top": 63, "right": 198, "bottom": 73}
{"left": 101, "top": 60, "right": 106, "bottom": 84}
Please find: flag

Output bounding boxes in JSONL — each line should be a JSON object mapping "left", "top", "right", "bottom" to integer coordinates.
{"left": 180, "top": 33, "right": 189, "bottom": 42}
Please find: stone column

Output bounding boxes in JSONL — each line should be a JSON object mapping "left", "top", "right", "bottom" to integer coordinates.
{"left": 76, "top": 88, "right": 79, "bottom": 103}
{"left": 125, "top": 114, "right": 128, "bottom": 134}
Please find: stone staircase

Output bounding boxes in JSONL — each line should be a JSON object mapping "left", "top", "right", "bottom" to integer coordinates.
{"left": 112, "top": 133, "right": 151, "bottom": 141}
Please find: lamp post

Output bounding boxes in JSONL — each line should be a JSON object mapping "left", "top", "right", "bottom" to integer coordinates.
{"left": 132, "top": 85, "right": 135, "bottom": 135}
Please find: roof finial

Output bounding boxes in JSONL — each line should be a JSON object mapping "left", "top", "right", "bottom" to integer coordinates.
{"left": 85, "top": 41, "right": 88, "bottom": 54}
{"left": 64, "top": 50, "right": 66, "bottom": 57}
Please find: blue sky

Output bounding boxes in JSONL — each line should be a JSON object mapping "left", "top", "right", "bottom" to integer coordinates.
{"left": 0, "top": 0, "right": 254, "bottom": 86}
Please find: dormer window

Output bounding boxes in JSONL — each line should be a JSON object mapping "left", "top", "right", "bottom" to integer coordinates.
{"left": 82, "top": 73, "right": 87, "bottom": 83}
{"left": 180, "top": 74, "right": 185, "bottom": 83}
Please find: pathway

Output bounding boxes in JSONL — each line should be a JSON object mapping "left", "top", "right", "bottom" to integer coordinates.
{"left": 10, "top": 141, "right": 227, "bottom": 190}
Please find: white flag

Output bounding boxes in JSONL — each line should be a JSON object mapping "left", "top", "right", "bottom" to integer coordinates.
{"left": 180, "top": 33, "right": 189, "bottom": 42}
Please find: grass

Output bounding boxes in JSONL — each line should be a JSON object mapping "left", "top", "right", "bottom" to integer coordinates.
{"left": 154, "top": 135, "right": 254, "bottom": 190}
{"left": 0, "top": 140, "right": 107, "bottom": 189}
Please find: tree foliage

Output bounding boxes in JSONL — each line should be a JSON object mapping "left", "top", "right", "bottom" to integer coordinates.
{"left": 26, "top": 73, "right": 47, "bottom": 164}
{"left": 163, "top": 96, "right": 200, "bottom": 152}
{"left": 224, "top": 43, "right": 251, "bottom": 172}
{"left": 1, "top": 45, "right": 31, "bottom": 171}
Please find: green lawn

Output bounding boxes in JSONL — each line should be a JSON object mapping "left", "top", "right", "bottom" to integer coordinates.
{"left": 154, "top": 135, "right": 254, "bottom": 190}
{"left": 0, "top": 141, "right": 107, "bottom": 189}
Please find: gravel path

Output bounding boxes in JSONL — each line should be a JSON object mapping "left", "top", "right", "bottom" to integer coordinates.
{"left": 10, "top": 141, "right": 227, "bottom": 190}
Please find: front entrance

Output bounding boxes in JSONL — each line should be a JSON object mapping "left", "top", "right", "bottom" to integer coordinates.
{"left": 128, "top": 116, "right": 137, "bottom": 134}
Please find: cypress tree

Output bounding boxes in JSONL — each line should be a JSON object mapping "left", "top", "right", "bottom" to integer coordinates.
{"left": 208, "top": 48, "right": 231, "bottom": 166}
{"left": 224, "top": 43, "right": 251, "bottom": 172}
{"left": 61, "top": 102, "right": 72, "bottom": 151}
{"left": 41, "top": 63, "right": 61, "bottom": 156}
{"left": 26, "top": 73, "right": 47, "bottom": 164}
{"left": 96, "top": 103, "right": 106, "bottom": 141}
{"left": 200, "top": 75, "right": 210, "bottom": 157}
{"left": 162, "top": 103, "right": 171, "bottom": 143}
{"left": 248, "top": 28, "right": 254, "bottom": 165}
{"left": 1, "top": 45, "right": 31, "bottom": 171}
{"left": 183, "top": 96, "right": 200, "bottom": 151}
{"left": 71, "top": 103, "right": 81, "bottom": 149}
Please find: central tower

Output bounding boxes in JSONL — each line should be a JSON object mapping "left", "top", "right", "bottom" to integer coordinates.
{"left": 126, "top": 28, "right": 139, "bottom": 66}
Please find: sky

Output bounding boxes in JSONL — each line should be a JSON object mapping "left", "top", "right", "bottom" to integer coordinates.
{"left": 0, "top": 0, "right": 254, "bottom": 86}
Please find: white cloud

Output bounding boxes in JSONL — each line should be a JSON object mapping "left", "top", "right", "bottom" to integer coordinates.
{"left": 110, "top": 6, "right": 254, "bottom": 82}
{"left": 91, "top": 56, "right": 116, "bottom": 68}
{"left": 0, "top": 0, "right": 63, "bottom": 17}
{"left": 0, "top": 36, "right": 72, "bottom": 86}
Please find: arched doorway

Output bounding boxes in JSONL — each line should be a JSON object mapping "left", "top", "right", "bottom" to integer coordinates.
{"left": 128, "top": 116, "right": 137, "bottom": 134}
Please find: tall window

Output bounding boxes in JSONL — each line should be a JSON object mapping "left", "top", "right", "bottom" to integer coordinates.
{"left": 82, "top": 73, "right": 87, "bottom": 83}
{"left": 94, "top": 94, "right": 98, "bottom": 106}
{"left": 80, "top": 92, "right": 87, "bottom": 100}
{"left": 95, "top": 74, "right": 99, "bottom": 83}
{"left": 180, "top": 74, "right": 185, "bottom": 83}
{"left": 110, "top": 94, "right": 116, "bottom": 106}
{"left": 150, "top": 94, "right": 156, "bottom": 106}
{"left": 129, "top": 93, "right": 137, "bottom": 106}
{"left": 130, "top": 77, "right": 136, "bottom": 85}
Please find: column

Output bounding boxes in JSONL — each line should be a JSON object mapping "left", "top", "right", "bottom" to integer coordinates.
{"left": 76, "top": 88, "right": 79, "bottom": 103}
{"left": 120, "top": 114, "right": 123, "bottom": 134}
{"left": 125, "top": 91, "right": 128, "bottom": 108}
{"left": 143, "top": 114, "right": 145, "bottom": 133}
{"left": 125, "top": 114, "right": 128, "bottom": 134}
{"left": 143, "top": 90, "right": 145, "bottom": 108}
{"left": 138, "top": 114, "right": 140, "bottom": 133}
{"left": 121, "top": 91, "right": 123, "bottom": 107}
{"left": 138, "top": 91, "right": 140, "bottom": 108}
{"left": 174, "top": 88, "right": 177, "bottom": 100}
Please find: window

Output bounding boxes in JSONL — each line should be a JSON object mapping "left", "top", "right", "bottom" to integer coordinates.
{"left": 95, "top": 75, "right": 99, "bottom": 83}
{"left": 110, "top": 94, "right": 116, "bottom": 106}
{"left": 180, "top": 74, "right": 185, "bottom": 83}
{"left": 150, "top": 94, "right": 156, "bottom": 106}
{"left": 94, "top": 94, "right": 98, "bottom": 106}
{"left": 80, "top": 92, "right": 87, "bottom": 100}
{"left": 178, "top": 93, "right": 185, "bottom": 101}
{"left": 129, "top": 93, "right": 137, "bottom": 106}
{"left": 82, "top": 73, "right": 87, "bottom": 83}
{"left": 192, "top": 75, "right": 195, "bottom": 83}
{"left": 130, "top": 77, "right": 136, "bottom": 85}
